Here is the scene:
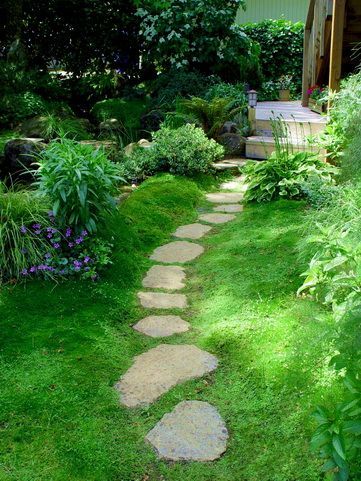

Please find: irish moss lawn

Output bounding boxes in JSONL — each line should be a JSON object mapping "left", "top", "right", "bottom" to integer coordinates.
{"left": 0, "top": 174, "right": 340, "bottom": 481}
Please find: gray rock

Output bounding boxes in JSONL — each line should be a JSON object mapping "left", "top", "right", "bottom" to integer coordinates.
{"left": 214, "top": 204, "right": 243, "bottom": 213}
{"left": 133, "top": 315, "right": 190, "bottom": 338}
{"left": 20, "top": 116, "right": 49, "bottom": 138}
{"left": 173, "top": 223, "right": 212, "bottom": 240}
{"left": 206, "top": 192, "right": 244, "bottom": 204}
{"left": 150, "top": 241, "right": 204, "bottom": 264}
{"left": 99, "top": 118, "right": 121, "bottom": 132}
{"left": 115, "top": 345, "right": 218, "bottom": 407}
{"left": 146, "top": 401, "right": 228, "bottom": 461}
{"left": 218, "top": 133, "right": 246, "bottom": 156}
{"left": 138, "top": 291, "right": 187, "bottom": 309}
{"left": 221, "top": 121, "right": 238, "bottom": 134}
{"left": 142, "top": 265, "right": 186, "bottom": 290}
{"left": 199, "top": 213, "right": 236, "bottom": 224}
{"left": 4, "top": 138, "right": 46, "bottom": 179}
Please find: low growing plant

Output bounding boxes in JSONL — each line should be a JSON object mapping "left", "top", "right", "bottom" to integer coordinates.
{"left": 35, "top": 138, "right": 122, "bottom": 233}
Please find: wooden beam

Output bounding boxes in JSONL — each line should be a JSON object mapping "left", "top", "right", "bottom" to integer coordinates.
{"left": 329, "top": 0, "right": 346, "bottom": 92}
{"left": 302, "top": 28, "right": 311, "bottom": 107}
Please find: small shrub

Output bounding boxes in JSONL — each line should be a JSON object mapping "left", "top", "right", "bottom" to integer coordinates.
{"left": 0, "top": 91, "right": 47, "bottom": 126}
{"left": 204, "top": 82, "right": 247, "bottom": 109}
{"left": 91, "top": 97, "right": 149, "bottom": 133}
{"left": 244, "top": 152, "right": 338, "bottom": 203}
{"left": 120, "top": 124, "right": 224, "bottom": 180}
{"left": 35, "top": 138, "right": 122, "bottom": 233}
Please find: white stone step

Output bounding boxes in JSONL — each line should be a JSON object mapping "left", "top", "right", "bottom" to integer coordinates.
{"left": 245, "top": 136, "right": 322, "bottom": 160}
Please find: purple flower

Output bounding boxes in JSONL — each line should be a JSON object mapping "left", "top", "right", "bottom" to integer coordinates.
{"left": 84, "top": 256, "right": 91, "bottom": 264}
{"left": 53, "top": 243, "right": 60, "bottom": 249}
{"left": 48, "top": 210, "right": 54, "bottom": 218}
{"left": 81, "top": 230, "right": 88, "bottom": 237}
{"left": 29, "top": 266, "right": 37, "bottom": 273}
{"left": 32, "top": 223, "right": 41, "bottom": 230}
{"left": 21, "top": 268, "right": 28, "bottom": 276}
{"left": 73, "top": 260, "right": 82, "bottom": 267}
{"left": 75, "top": 237, "right": 84, "bottom": 245}
{"left": 47, "top": 233, "right": 53, "bottom": 239}
{"left": 68, "top": 242, "right": 74, "bottom": 248}
{"left": 65, "top": 227, "right": 72, "bottom": 238}
{"left": 20, "top": 225, "right": 27, "bottom": 234}
{"left": 45, "top": 253, "right": 52, "bottom": 259}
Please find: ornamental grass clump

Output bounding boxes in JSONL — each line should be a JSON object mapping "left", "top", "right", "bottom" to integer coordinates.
{"left": 35, "top": 138, "right": 122, "bottom": 233}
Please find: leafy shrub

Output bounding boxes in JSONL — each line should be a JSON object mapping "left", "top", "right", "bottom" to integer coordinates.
{"left": 0, "top": 91, "right": 47, "bottom": 126}
{"left": 204, "top": 82, "right": 247, "bottom": 109}
{"left": 91, "top": 97, "right": 149, "bottom": 133}
{"left": 180, "top": 97, "right": 243, "bottom": 139}
{"left": 241, "top": 19, "right": 304, "bottom": 90}
{"left": 120, "top": 124, "right": 224, "bottom": 180}
{"left": 244, "top": 152, "right": 338, "bottom": 203}
{"left": 35, "top": 138, "right": 121, "bottom": 233}
{"left": 0, "top": 183, "right": 52, "bottom": 281}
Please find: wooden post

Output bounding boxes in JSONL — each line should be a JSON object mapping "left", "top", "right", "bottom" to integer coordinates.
{"left": 248, "top": 107, "right": 256, "bottom": 135}
{"left": 302, "top": 28, "right": 311, "bottom": 107}
{"left": 329, "top": 0, "right": 346, "bottom": 93}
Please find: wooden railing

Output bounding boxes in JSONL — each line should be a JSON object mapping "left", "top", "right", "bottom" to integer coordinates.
{"left": 302, "top": 0, "right": 346, "bottom": 107}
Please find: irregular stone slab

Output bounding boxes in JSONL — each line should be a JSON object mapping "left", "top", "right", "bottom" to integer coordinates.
{"left": 199, "top": 213, "right": 236, "bottom": 224}
{"left": 150, "top": 241, "right": 204, "bottom": 264}
{"left": 146, "top": 401, "right": 228, "bottom": 461}
{"left": 220, "top": 176, "right": 247, "bottom": 191}
{"left": 174, "top": 223, "right": 212, "bottom": 240}
{"left": 206, "top": 192, "right": 244, "bottom": 204}
{"left": 214, "top": 204, "right": 243, "bottom": 213}
{"left": 138, "top": 292, "right": 187, "bottom": 309}
{"left": 116, "top": 345, "right": 218, "bottom": 407}
{"left": 142, "top": 265, "right": 186, "bottom": 290}
{"left": 133, "top": 315, "right": 190, "bottom": 338}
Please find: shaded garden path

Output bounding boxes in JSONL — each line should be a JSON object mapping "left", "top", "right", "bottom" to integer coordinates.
{"left": 116, "top": 178, "right": 245, "bottom": 461}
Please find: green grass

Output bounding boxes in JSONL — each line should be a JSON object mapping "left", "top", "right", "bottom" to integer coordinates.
{"left": 0, "top": 177, "right": 340, "bottom": 481}
{"left": 0, "top": 130, "right": 18, "bottom": 156}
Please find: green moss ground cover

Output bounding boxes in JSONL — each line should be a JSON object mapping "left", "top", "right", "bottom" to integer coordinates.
{"left": 0, "top": 177, "right": 340, "bottom": 480}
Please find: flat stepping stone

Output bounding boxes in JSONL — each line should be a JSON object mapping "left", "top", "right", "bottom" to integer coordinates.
{"left": 146, "top": 401, "right": 228, "bottom": 461}
{"left": 133, "top": 315, "right": 190, "bottom": 338}
{"left": 150, "top": 241, "right": 204, "bottom": 264}
{"left": 174, "top": 223, "right": 212, "bottom": 240}
{"left": 138, "top": 292, "right": 187, "bottom": 309}
{"left": 199, "top": 213, "right": 236, "bottom": 224}
{"left": 206, "top": 192, "right": 243, "bottom": 204}
{"left": 116, "top": 345, "right": 218, "bottom": 407}
{"left": 214, "top": 204, "right": 243, "bottom": 213}
{"left": 142, "top": 265, "right": 186, "bottom": 290}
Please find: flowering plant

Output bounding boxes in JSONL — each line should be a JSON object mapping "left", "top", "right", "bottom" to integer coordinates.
{"left": 308, "top": 85, "right": 328, "bottom": 103}
{"left": 278, "top": 75, "right": 293, "bottom": 90}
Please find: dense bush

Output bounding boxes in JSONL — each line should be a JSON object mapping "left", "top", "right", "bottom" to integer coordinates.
{"left": 244, "top": 152, "right": 337, "bottom": 203}
{"left": 137, "top": 0, "right": 259, "bottom": 81}
{"left": 120, "top": 124, "right": 224, "bottom": 180}
{"left": 0, "top": 91, "right": 47, "bottom": 126}
{"left": 241, "top": 19, "right": 304, "bottom": 90}
{"left": 204, "top": 82, "right": 247, "bottom": 109}
{"left": 35, "top": 139, "right": 121, "bottom": 233}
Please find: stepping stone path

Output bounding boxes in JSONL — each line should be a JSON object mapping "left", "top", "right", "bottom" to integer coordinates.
{"left": 214, "top": 204, "right": 243, "bottom": 213}
{"left": 115, "top": 345, "right": 218, "bottom": 407}
{"left": 138, "top": 291, "right": 187, "bottom": 309}
{"left": 150, "top": 241, "right": 204, "bottom": 264}
{"left": 116, "top": 177, "right": 246, "bottom": 460}
{"left": 199, "top": 213, "right": 236, "bottom": 224}
{"left": 133, "top": 315, "right": 190, "bottom": 338}
{"left": 146, "top": 401, "right": 228, "bottom": 461}
{"left": 142, "top": 265, "right": 186, "bottom": 290}
{"left": 174, "top": 223, "right": 212, "bottom": 240}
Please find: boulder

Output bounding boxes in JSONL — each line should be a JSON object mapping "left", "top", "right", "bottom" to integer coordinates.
{"left": 124, "top": 139, "right": 153, "bottom": 157}
{"left": 218, "top": 133, "right": 246, "bottom": 156}
{"left": 141, "top": 110, "right": 164, "bottom": 132}
{"left": 20, "top": 116, "right": 49, "bottom": 138}
{"left": 78, "top": 140, "right": 118, "bottom": 159}
{"left": 99, "top": 118, "right": 121, "bottom": 133}
{"left": 221, "top": 121, "right": 238, "bottom": 134}
{"left": 4, "top": 138, "right": 46, "bottom": 180}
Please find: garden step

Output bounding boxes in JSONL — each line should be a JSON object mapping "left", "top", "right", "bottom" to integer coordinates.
{"left": 199, "top": 213, "right": 236, "bottom": 224}
{"left": 150, "top": 241, "right": 204, "bottom": 264}
{"left": 138, "top": 292, "right": 187, "bottom": 309}
{"left": 133, "top": 315, "right": 190, "bottom": 338}
{"left": 213, "top": 204, "right": 243, "bottom": 213}
{"left": 142, "top": 265, "right": 186, "bottom": 290}
{"left": 115, "top": 345, "right": 218, "bottom": 407}
{"left": 212, "top": 158, "right": 247, "bottom": 172}
{"left": 173, "top": 223, "right": 212, "bottom": 240}
{"left": 245, "top": 135, "right": 322, "bottom": 160}
{"left": 206, "top": 192, "right": 244, "bottom": 204}
{"left": 220, "top": 176, "right": 248, "bottom": 192}
{"left": 255, "top": 118, "right": 326, "bottom": 138}
{"left": 146, "top": 401, "right": 228, "bottom": 461}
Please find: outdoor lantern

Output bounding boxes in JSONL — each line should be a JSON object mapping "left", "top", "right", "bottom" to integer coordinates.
{"left": 248, "top": 90, "right": 258, "bottom": 108}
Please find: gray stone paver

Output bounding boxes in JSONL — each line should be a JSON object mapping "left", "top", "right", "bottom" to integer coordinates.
{"left": 146, "top": 401, "right": 228, "bottom": 461}
{"left": 133, "top": 315, "right": 190, "bottom": 338}
{"left": 199, "top": 213, "right": 236, "bottom": 224}
{"left": 174, "top": 223, "right": 212, "bottom": 240}
{"left": 142, "top": 265, "right": 186, "bottom": 290}
{"left": 138, "top": 291, "right": 187, "bottom": 309}
{"left": 214, "top": 204, "right": 243, "bottom": 213}
{"left": 150, "top": 241, "right": 204, "bottom": 264}
{"left": 206, "top": 192, "right": 243, "bottom": 204}
{"left": 115, "top": 345, "right": 218, "bottom": 407}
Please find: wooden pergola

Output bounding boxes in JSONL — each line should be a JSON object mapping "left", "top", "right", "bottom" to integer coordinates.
{"left": 302, "top": 0, "right": 361, "bottom": 107}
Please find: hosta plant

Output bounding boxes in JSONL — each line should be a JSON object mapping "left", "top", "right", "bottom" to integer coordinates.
{"left": 244, "top": 152, "right": 338, "bottom": 203}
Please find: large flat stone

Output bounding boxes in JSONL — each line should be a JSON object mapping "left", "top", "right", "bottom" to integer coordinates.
{"left": 206, "top": 192, "right": 244, "bottom": 204}
{"left": 214, "top": 204, "right": 243, "bottom": 213}
{"left": 146, "top": 401, "right": 228, "bottom": 461}
{"left": 133, "top": 315, "right": 190, "bottom": 338}
{"left": 174, "top": 223, "right": 212, "bottom": 240}
{"left": 116, "top": 345, "right": 218, "bottom": 407}
{"left": 138, "top": 292, "right": 187, "bottom": 309}
{"left": 142, "top": 265, "right": 186, "bottom": 290}
{"left": 199, "top": 213, "right": 236, "bottom": 224}
{"left": 150, "top": 241, "right": 204, "bottom": 264}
